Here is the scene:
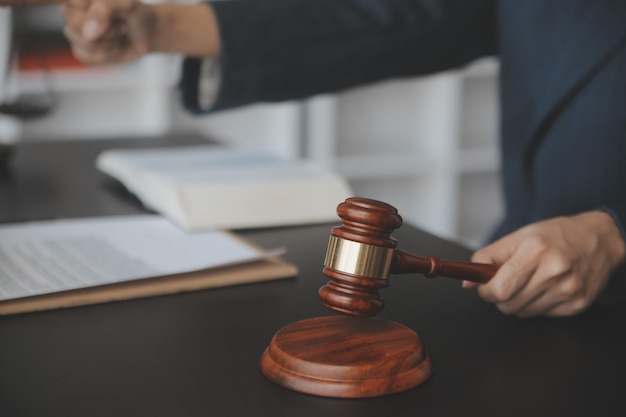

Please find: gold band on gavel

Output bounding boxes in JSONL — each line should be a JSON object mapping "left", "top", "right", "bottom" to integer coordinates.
{"left": 324, "top": 236, "right": 394, "bottom": 279}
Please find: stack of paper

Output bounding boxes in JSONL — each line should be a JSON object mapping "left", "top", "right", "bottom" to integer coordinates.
{"left": 0, "top": 215, "right": 297, "bottom": 315}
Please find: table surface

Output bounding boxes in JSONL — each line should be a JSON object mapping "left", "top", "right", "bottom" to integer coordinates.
{"left": 1, "top": 137, "right": 625, "bottom": 417}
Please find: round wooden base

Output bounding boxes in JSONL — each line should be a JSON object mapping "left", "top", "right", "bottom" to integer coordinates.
{"left": 260, "top": 316, "right": 433, "bottom": 398}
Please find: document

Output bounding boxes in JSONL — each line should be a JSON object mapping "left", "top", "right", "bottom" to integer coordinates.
{"left": 0, "top": 215, "right": 280, "bottom": 302}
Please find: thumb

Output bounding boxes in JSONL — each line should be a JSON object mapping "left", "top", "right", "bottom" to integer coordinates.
{"left": 471, "top": 235, "right": 516, "bottom": 265}
{"left": 463, "top": 236, "right": 514, "bottom": 289}
{"left": 82, "top": 0, "right": 116, "bottom": 41}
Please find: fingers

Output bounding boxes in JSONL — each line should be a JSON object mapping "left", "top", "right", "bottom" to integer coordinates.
{"left": 470, "top": 230, "right": 565, "bottom": 316}
{"left": 511, "top": 272, "right": 590, "bottom": 318}
{"left": 61, "top": 0, "right": 148, "bottom": 65}
{"left": 63, "top": 0, "right": 120, "bottom": 41}
{"left": 544, "top": 296, "right": 590, "bottom": 317}
{"left": 64, "top": 24, "right": 130, "bottom": 65}
{"left": 462, "top": 280, "right": 479, "bottom": 289}
{"left": 463, "top": 234, "right": 516, "bottom": 289}
{"left": 477, "top": 252, "right": 537, "bottom": 306}
{"left": 82, "top": 0, "right": 117, "bottom": 40}
{"left": 488, "top": 258, "right": 571, "bottom": 316}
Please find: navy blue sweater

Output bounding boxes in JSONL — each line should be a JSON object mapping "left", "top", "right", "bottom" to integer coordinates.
{"left": 180, "top": 0, "right": 626, "bottom": 303}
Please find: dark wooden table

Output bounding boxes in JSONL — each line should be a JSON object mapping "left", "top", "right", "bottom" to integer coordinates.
{"left": 1, "top": 137, "right": 625, "bottom": 417}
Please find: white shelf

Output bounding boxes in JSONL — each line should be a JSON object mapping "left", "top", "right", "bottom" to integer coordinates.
{"left": 325, "top": 147, "right": 499, "bottom": 179}
{"left": 18, "top": 67, "right": 145, "bottom": 94}
{"left": 15, "top": 54, "right": 178, "bottom": 140}
{"left": 458, "top": 148, "right": 500, "bottom": 173}
{"left": 302, "top": 62, "right": 502, "bottom": 243}
{"left": 17, "top": 56, "right": 175, "bottom": 95}
{"left": 329, "top": 153, "right": 449, "bottom": 179}
{"left": 462, "top": 57, "right": 500, "bottom": 79}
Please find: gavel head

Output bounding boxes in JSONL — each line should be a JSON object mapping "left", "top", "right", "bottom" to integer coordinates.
{"left": 319, "top": 197, "right": 402, "bottom": 317}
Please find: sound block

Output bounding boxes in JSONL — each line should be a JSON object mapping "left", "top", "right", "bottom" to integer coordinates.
{"left": 260, "top": 316, "right": 433, "bottom": 398}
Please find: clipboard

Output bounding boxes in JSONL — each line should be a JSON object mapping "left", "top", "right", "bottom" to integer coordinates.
{"left": 0, "top": 215, "right": 300, "bottom": 316}
{"left": 0, "top": 254, "right": 297, "bottom": 316}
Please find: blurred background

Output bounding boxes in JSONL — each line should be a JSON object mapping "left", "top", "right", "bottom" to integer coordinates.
{"left": 0, "top": 5, "right": 502, "bottom": 249}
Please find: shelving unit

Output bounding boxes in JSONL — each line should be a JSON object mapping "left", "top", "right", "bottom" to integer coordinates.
{"left": 456, "top": 59, "right": 503, "bottom": 246}
{"left": 17, "top": 54, "right": 177, "bottom": 139}
{"left": 171, "top": 98, "right": 304, "bottom": 159}
{"left": 4, "top": 6, "right": 166, "bottom": 139}
{"left": 302, "top": 58, "right": 502, "bottom": 247}
{"left": 10, "top": 5, "right": 303, "bottom": 158}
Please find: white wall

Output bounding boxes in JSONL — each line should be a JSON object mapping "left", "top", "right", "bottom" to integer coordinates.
{"left": 0, "top": 8, "right": 22, "bottom": 146}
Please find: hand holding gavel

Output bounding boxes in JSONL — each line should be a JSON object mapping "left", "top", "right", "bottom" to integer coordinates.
{"left": 319, "top": 197, "right": 499, "bottom": 317}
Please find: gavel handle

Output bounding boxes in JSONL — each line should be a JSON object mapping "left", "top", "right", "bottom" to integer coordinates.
{"left": 391, "top": 250, "right": 498, "bottom": 284}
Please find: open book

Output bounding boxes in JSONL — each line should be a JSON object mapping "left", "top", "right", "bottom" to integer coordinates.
{"left": 97, "top": 146, "right": 352, "bottom": 231}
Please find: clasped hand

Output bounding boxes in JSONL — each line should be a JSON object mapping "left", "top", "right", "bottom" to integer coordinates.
{"left": 61, "top": 0, "right": 154, "bottom": 65}
{"left": 465, "top": 211, "right": 626, "bottom": 317}
{"left": 2, "top": 0, "right": 153, "bottom": 65}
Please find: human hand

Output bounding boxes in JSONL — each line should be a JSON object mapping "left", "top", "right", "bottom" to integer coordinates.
{"left": 465, "top": 211, "right": 626, "bottom": 317}
{"left": 61, "top": 0, "right": 155, "bottom": 65}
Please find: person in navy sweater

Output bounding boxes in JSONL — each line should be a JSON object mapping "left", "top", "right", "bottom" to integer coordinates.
{"left": 13, "top": 0, "right": 626, "bottom": 317}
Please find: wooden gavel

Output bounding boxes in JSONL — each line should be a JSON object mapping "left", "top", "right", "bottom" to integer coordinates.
{"left": 319, "top": 197, "right": 499, "bottom": 317}
{"left": 262, "top": 197, "right": 494, "bottom": 397}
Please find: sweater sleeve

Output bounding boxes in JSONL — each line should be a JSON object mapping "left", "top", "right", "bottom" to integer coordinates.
{"left": 597, "top": 205, "right": 626, "bottom": 310}
{"left": 180, "top": 0, "right": 497, "bottom": 113}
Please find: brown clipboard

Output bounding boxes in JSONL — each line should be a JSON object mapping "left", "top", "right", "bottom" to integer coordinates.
{"left": 0, "top": 255, "right": 297, "bottom": 316}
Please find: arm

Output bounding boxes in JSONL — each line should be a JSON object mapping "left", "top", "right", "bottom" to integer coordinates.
{"left": 189, "top": 0, "right": 498, "bottom": 111}
{"left": 61, "top": 0, "right": 497, "bottom": 111}
{"left": 465, "top": 211, "right": 626, "bottom": 317}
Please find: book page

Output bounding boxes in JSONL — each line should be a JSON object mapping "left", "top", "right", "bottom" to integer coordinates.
{"left": 0, "top": 215, "right": 277, "bottom": 301}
